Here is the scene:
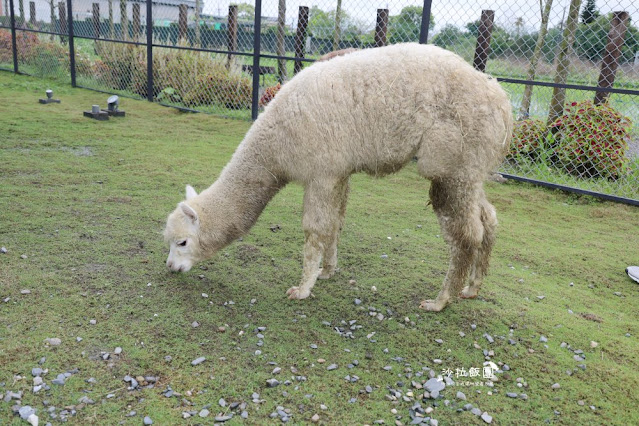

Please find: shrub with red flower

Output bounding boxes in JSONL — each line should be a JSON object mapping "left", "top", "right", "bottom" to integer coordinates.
{"left": 259, "top": 83, "right": 281, "bottom": 107}
{"left": 508, "top": 118, "right": 546, "bottom": 160}
{"left": 549, "top": 100, "right": 631, "bottom": 180}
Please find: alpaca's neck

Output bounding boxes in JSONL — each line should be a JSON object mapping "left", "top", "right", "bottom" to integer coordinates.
{"left": 196, "top": 136, "right": 286, "bottom": 253}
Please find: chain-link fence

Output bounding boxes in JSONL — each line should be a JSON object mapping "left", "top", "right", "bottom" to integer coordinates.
{"left": 1, "top": 0, "right": 638, "bottom": 204}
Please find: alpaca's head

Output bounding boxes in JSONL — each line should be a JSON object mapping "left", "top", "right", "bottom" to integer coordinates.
{"left": 164, "top": 185, "right": 204, "bottom": 272}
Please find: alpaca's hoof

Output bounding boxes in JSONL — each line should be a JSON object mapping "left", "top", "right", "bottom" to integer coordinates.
{"left": 318, "top": 267, "right": 335, "bottom": 280}
{"left": 287, "top": 286, "right": 311, "bottom": 300}
{"left": 460, "top": 286, "right": 479, "bottom": 299}
{"left": 420, "top": 299, "right": 446, "bottom": 312}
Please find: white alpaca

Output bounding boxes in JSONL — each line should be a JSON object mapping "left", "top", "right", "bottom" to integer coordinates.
{"left": 164, "top": 43, "right": 512, "bottom": 312}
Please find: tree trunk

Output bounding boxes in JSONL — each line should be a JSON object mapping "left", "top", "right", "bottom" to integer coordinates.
{"left": 546, "top": 0, "right": 582, "bottom": 128}
{"left": 276, "top": 0, "right": 286, "bottom": 83}
{"left": 333, "top": 0, "right": 342, "bottom": 51}
{"left": 519, "top": 0, "right": 553, "bottom": 119}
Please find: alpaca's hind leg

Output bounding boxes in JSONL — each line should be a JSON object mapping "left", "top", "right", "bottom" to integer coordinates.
{"left": 287, "top": 180, "right": 345, "bottom": 299}
{"left": 420, "top": 179, "right": 483, "bottom": 312}
{"left": 461, "top": 195, "right": 497, "bottom": 299}
{"left": 319, "top": 179, "right": 349, "bottom": 280}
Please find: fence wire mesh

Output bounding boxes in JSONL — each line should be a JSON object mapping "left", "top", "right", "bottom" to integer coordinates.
{"left": 0, "top": 0, "right": 638, "bottom": 203}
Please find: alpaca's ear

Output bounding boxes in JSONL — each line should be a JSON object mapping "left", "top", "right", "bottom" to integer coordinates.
{"left": 185, "top": 185, "right": 198, "bottom": 201}
{"left": 179, "top": 202, "right": 199, "bottom": 225}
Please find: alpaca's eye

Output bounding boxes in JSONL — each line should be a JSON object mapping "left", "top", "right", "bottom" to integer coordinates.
{"left": 177, "top": 240, "right": 187, "bottom": 247}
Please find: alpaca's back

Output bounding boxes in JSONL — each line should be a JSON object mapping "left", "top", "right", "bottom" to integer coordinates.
{"left": 247, "top": 43, "right": 512, "bottom": 184}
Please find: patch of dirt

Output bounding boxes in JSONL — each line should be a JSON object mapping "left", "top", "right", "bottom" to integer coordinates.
{"left": 82, "top": 263, "right": 108, "bottom": 273}
{"left": 105, "top": 196, "right": 133, "bottom": 204}
{"left": 580, "top": 312, "right": 603, "bottom": 322}
{"left": 62, "top": 146, "right": 95, "bottom": 157}
{"left": 235, "top": 244, "right": 263, "bottom": 266}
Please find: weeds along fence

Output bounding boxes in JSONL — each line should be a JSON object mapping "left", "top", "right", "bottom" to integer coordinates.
{"left": 1, "top": 0, "right": 638, "bottom": 205}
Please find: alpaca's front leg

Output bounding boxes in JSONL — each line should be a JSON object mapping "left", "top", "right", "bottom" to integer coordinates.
{"left": 287, "top": 232, "right": 323, "bottom": 299}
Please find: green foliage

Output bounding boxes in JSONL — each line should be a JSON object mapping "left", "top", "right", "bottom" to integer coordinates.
{"left": 388, "top": 6, "right": 434, "bottom": 44}
{"left": 156, "top": 86, "right": 181, "bottom": 103}
{"left": 0, "top": 31, "right": 38, "bottom": 63}
{"left": 575, "top": 14, "right": 639, "bottom": 63}
{"left": 581, "top": 0, "right": 600, "bottom": 24}
{"left": 447, "top": 12, "right": 638, "bottom": 64}
{"left": 549, "top": 100, "right": 631, "bottom": 179}
{"left": 92, "top": 42, "right": 251, "bottom": 109}
{"left": 233, "top": 2, "right": 255, "bottom": 21}
{"left": 183, "top": 67, "right": 252, "bottom": 109}
{"left": 308, "top": 6, "right": 369, "bottom": 41}
{"left": 94, "top": 42, "right": 145, "bottom": 91}
{"left": 432, "top": 24, "right": 470, "bottom": 49}
{"left": 508, "top": 102, "right": 632, "bottom": 181}
{"left": 508, "top": 118, "right": 547, "bottom": 160}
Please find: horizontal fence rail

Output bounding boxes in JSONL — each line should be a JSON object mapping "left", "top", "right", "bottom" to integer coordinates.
{"left": 1, "top": 0, "right": 638, "bottom": 205}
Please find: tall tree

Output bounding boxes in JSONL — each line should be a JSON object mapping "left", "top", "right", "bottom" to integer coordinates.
{"left": 580, "top": 0, "right": 599, "bottom": 24}
{"left": 519, "top": 0, "right": 554, "bottom": 119}
{"left": 547, "top": 0, "right": 582, "bottom": 128}
{"left": 277, "top": 0, "right": 286, "bottom": 83}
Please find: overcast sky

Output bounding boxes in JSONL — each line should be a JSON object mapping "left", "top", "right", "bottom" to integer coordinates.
{"left": 206, "top": 0, "right": 639, "bottom": 34}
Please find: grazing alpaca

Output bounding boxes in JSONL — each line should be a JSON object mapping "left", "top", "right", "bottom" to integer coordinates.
{"left": 164, "top": 43, "right": 513, "bottom": 312}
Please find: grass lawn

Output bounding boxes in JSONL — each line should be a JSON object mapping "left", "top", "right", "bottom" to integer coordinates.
{"left": 1, "top": 71, "right": 639, "bottom": 425}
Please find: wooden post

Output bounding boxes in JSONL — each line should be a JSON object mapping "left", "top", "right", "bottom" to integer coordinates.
{"left": 227, "top": 4, "right": 238, "bottom": 64}
{"left": 374, "top": 8, "right": 388, "bottom": 47}
{"left": 120, "top": 0, "right": 128, "bottom": 40}
{"left": 108, "top": 0, "right": 114, "bottom": 38}
{"left": 92, "top": 3, "right": 100, "bottom": 38}
{"left": 132, "top": 3, "right": 140, "bottom": 39}
{"left": 276, "top": 0, "right": 286, "bottom": 83}
{"left": 194, "top": 0, "right": 200, "bottom": 46}
{"left": 18, "top": 0, "right": 24, "bottom": 26}
{"left": 293, "top": 5, "right": 309, "bottom": 75}
{"left": 332, "top": 0, "right": 342, "bottom": 51}
{"left": 29, "top": 1, "right": 35, "bottom": 26}
{"left": 50, "top": 0, "right": 56, "bottom": 40}
{"left": 58, "top": 1, "right": 67, "bottom": 44}
{"left": 473, "top": 10, "right": 494, "bottom": 72}
{"left": 178, "top": 4, "right": 187, "bottom": 42}
{"left": 594, "top": 11, "right": 629, "bottom": 106}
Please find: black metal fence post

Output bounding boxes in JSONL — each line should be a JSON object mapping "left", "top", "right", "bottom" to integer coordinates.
{"left": 419, "top": 0, "right": 432, "bottom": 44}
{"left": 66, "top": 0, "right": 76, "bottom": 86}
{"left": 251, "top": 0, "right": 262, "bottom": 120}
{"left": 9, "top": 0, "right": 18, "bottom": 73}
{"left": 146, "top": 0, "right": 153, "bottom": 102}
